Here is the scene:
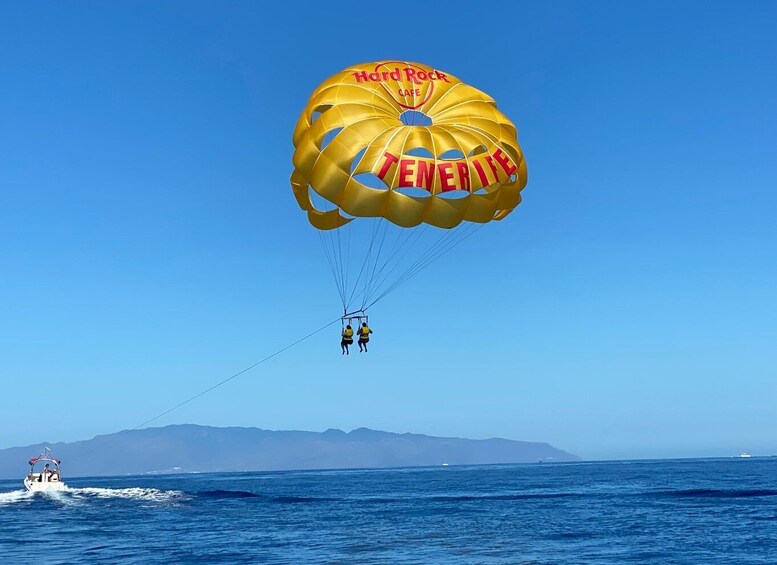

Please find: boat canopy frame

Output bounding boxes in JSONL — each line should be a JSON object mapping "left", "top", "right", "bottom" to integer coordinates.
{"left": 28, "top": 449, "right": 61, "bottom": 473}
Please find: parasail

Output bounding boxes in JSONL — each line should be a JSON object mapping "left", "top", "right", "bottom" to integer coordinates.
{"left": 291, "top": 61, "right": 528, "bottom": 318}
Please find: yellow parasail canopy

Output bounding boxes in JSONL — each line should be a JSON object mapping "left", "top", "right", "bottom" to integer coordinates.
{"left": 291, "top": 61, "right": 528, "bottom": 231}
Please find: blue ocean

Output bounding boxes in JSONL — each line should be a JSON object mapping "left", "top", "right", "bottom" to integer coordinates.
{"left": 1, "top": 458, "right": 775, "bottom": 563}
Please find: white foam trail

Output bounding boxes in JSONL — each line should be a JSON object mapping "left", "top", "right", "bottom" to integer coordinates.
{"left": 0, "top": 487, "right": 184, "bottom": 506}
{"left": 0, "top": 490, "right": 34, "bottom": 506}
{"left": 40, "top": 488, "right": 81, "bottom": 507}
{"left": 69, "top": 487, "right": 185, "bottom": 503}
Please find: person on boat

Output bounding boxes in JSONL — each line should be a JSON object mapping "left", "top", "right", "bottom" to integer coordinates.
{"left": 38, "top": 463, "right": 49, "bottom": 482}
{"left": 341, "top": 325, "right": 354, "bottom": 355}
{"left": 357, "top": 322, "right": 373, "bottom": 352}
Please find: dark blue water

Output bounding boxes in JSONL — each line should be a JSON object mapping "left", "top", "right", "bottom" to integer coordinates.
{"left": 1, "top": 458, "right": 776, "bottom": 563}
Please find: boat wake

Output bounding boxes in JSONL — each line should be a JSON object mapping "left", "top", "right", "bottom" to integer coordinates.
{"left": 67, "top": 487, "right": 185, "bottom": 503}
{"left": 0, "top": 487, "right": 184, "bottom": 506}
{"left": 0, "top": 490, "right": 35, "bottom": 506}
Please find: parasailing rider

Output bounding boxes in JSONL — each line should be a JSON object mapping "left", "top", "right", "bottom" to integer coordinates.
{"left": 357, "top": 322, "right": 373, "bottom": 353}
{"left": 341, "top": 325, "right": 354, "bottom": 355}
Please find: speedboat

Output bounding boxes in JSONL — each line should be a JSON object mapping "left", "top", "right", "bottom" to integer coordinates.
{"left": 23, "top": 449, "right": 67, "bottom": 492}
{"left": 739, "top": 452, "right": 752, "bottom": 458}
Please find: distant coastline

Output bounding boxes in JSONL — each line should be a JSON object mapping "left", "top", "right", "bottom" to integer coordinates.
{"left": 0, "top": 424, "right": 579, "bottom": 479}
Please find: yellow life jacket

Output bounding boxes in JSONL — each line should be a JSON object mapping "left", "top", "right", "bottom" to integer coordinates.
{"left": 359, "top": 326, "right": 371, "bottom": 338}
{"left": 343, "top": 328, "right": 354, "bottom": 341}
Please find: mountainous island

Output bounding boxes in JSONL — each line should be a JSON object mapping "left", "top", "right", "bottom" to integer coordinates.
{"left": 0, "top": 425, "right": 580, "bottom": 479}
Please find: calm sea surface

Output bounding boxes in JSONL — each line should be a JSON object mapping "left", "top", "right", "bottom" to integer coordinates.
{"left": 1, "top": 458, "right": 775, "bottom": 563}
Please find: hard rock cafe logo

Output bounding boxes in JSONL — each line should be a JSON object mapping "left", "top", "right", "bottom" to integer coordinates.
{"left": 352, "top": 62, "right": 450, "bottom": 109}
{"left": 350, "top": 62, "right": 518, "bottom": 193}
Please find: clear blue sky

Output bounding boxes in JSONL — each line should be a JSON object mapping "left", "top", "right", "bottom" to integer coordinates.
{"left": 1, "top": 1, "right": 775, "bottom": 460}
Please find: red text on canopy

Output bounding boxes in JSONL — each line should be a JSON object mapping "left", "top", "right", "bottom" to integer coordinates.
{"left": 373, "top": 149, "right": 517, "bottom": 193}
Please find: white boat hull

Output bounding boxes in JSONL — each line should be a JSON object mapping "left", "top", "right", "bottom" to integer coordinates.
{"left": 24, "top": 477, "right": 67, "bottom": 492}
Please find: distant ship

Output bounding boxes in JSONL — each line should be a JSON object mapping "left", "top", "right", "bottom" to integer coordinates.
{"left": 738, "top": 452, "right": 752, "bottom": 458}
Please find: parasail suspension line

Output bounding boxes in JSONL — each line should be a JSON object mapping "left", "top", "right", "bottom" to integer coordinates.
{"left": 127, "top": 317, "right": 341, "bottom": 432}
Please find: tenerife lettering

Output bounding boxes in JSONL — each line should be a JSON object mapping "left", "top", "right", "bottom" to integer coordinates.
{"left": 353, "top": 67, "right": 450, "bottom": 85}
{"left": 375, "top": 149, "right": 517, "bottom": 193}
